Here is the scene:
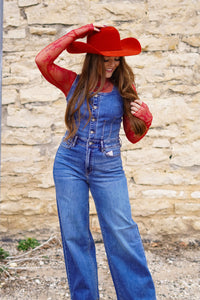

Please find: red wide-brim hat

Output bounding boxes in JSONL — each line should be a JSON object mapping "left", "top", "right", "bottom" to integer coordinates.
{"left": 67, "top": 26, "right": 141, "bottom": 56}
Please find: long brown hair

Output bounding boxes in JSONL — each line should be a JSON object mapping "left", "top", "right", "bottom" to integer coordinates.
{"left": 65, "top": 54, "right": 146, "bottom": 140}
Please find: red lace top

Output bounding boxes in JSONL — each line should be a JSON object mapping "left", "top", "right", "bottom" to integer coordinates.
{"left": 35, "top": 24, "right": 152, "bottom": 144}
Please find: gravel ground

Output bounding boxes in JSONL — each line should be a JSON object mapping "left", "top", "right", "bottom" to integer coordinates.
{"left": 0, "top": 230, "right": 199, "bottom": 300}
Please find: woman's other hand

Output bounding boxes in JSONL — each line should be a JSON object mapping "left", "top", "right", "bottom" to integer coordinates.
{"left": 130, "top": 99, "right": 143, "bottom": 115}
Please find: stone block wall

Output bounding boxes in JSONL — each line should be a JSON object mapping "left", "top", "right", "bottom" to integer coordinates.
{"left": 1, "top": 0, "right": 200, "bottom": 240}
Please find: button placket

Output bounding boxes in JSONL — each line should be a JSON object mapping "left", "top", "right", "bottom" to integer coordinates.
{"left": 89, "top": 94, "right": 99, "bottom": 142}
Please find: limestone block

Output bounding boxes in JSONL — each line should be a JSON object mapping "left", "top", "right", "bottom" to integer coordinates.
{"left": 126, "top": 52, "right": 168, "bottom": 73}
{"left": 152, "top": 139, "right": 170, "bottom": 148}
{"left": 175, "top": 202, "right": 200, "bottom": 215}
{"left": 89, "top": 198, "right": 97, "bottom": 215}
{"left": 36, "top": 172, "right": 55, "bottom": 188}
{"left": 1, "top": 145, "right": 41, "bottom": 163}
{"left": 2, "top": 182, "right": 39, "bottom": 204}
{"left": 140, "top": 35, "right": 179, "bottom": 52}
{"left": 18, "top": 0, "right": 41, "bottom": 7}
{"left": 192, "top": 69, "right": 200, "bottom": 86}
{"left": 89, "top": 1, "right": 147, "bottom": 25}
{"left": 145, "top": 67, "right": 194, "bottom": 84}
{"left": 1, "top": 174, "right": 29, "bottom": 186}
{"left": 143, "top": 216, "right": 190, "bottom": 236}
{"left": 148, "top": 0, "right": 189, "bottom": 20}
{"left": 0, "top": 215, "right": 59, "bottom": 232}
{"left": 150, "top": 97, "right": 193, "bottom": 127}
{"left": 142, "top": 189, "right": 177, "bottom": 198}
{"left": 90, "top": 215, "right": 100, "bottom": 232}
{"left": 46, "top": 202, "right": 58, "bottom": 215}
{"left": 148, "top": 0, "right": 200, "bottom": 34}
{"left": 126, "top": 148, "right": 170, "bottom": 166}
{"left": 170, "top": 140, "right": 200, "bottom": 168}
{"left": 3, "top": 29, "right": 26, "bottom": 39}
{"left": 29, "top": 26, "right": 57, "bottom": 35}
{"left": 11, "top": 63, "right": 39, "bottom": 81}
{"left": 6, "top": 106, "right": 54, "bottom": 128}
{"left": 19, "top": 85, "right": 61, "bottom": 103}
{"left": 28, "top": 188, "right": 55, "bottom": 201}
{"left": 175, "top": 126, "right": 200, "bottom": 146}
{"left": 1, "top": 200, "right": 44, "bottom": 216}
{"left": 167, "top": 53, "right": 200, "bottom": 67}
{"left": 191, "top": 191, "right": 200, "bottom": 199}
{"left": 3, "top": 36, "right": 53, "bottom": 52}
{"left": 2, "top": 186, "right": 35, "bottom": 202}
{"left": 182, "top": 36, "right": 200, "bottom": 47}
{"left": 119, "top": 22, "right": 148, "bottom": 38}
{"left": 1, "top": 127, "right": 52, "bottom": 145}
{"left": 2, "top": 160, "right": 46, "bottom": 176}
{"left": 169, "top": 85, "right": 200, "bottom": 95}
{"left": 147, "top": 20, "right": 200, "bottom": 36}
{"left": 2, "top": 89, "right": 18, "bottom": 105}
{"left": 3, "top": 0, "right": 21, "bottom": 27}
{"left": 3, "top": 54, "right": 21, "bottom": 65}
{"left": 3, "top": 76, "right": 29, "bottom": 85}
{"left": 1, "top": 186, "right": 25, "bottom": 202}
{"left": 25, "top": 0, "right": 147, "bottom": 26}
{"left": 9, "top": 102, "right": 66, "bottom": 132}
{"left": 25, "top": 0, "right": 90, "bottom": 25}
{"left": 131, "top": 198, "right": 172, "bottom": 217}
{"left": 148, "top": 125, "right": 181, "bottom": 139}
{"left": 151, "top": 88, "right": 161, "bottom": 98}
{"left": 132, "top": 169, "right": 199, "bottom": 186}
{"left": 192, "top": 220, "right": 200, "bottom": 231}
{"left": 0, "top": 224, "right": 8, "bottom": 233}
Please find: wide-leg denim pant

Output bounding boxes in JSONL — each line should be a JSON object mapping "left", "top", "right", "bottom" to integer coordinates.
{"left": 53, "top": 137, "right": 156, "bottom": 300}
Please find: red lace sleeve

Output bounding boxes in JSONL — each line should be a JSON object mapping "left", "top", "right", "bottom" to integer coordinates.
{"left": 35, "top": 24, "right": 94, "bottom": 97}
{"left": 123, "top": 102, "right": 153, "bottom": 144}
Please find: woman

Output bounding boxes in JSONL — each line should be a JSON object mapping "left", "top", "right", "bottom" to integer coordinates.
{"left": 35, "top": 24, "right": 156, "bottom": 300}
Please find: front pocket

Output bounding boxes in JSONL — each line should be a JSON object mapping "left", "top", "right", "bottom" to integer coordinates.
{"left": 103, "top": 144, "right": 121, "bottom": 157}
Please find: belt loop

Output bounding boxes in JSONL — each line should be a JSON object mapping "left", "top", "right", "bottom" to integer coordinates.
{"left": 100, "top": 140, "right": 104, "bottom": 153}
{"left": 72, "top": 135, "right": 78, "bottom": 147}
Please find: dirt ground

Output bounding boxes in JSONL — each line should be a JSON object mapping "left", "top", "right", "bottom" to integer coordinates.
{"left": 0, "top": 229, "right": 199, "bottom": 300}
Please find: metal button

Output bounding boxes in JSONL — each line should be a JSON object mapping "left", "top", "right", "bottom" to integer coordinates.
{"left": 90, "top": 130, "right": 95, "bottom": 134}
{"left": 92, "top": 117, "right": 96, "bottom": 122}
{"left": 93, "top": 105, "right": 97, "bottom": 109}
{"left": 89, "top": 141, "right": 93, "bottom": 145}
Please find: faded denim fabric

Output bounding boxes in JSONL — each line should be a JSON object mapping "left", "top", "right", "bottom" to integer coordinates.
{"left": 53, "top": 76, "right": 156, "bottom": 300}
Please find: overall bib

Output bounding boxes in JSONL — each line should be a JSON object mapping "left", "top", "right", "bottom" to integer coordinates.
{"left": 53, "top": 76, "right": 156, "bottom": 300}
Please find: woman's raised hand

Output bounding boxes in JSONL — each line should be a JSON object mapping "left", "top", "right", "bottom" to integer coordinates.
{"left": 93, "top": 24, "right": 107, "bottom": 32}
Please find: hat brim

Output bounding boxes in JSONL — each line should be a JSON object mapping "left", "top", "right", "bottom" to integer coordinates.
{"left": 67, "top": 37, "right": 141, "bottom": 56}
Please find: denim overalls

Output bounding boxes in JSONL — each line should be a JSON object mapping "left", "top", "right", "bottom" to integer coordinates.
{"left": 53, "top": 76, "right": 156, "bottom": 300}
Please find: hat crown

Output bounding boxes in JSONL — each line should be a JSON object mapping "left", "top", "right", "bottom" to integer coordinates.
{"left": 67, "top": 26, "right": 141, "bottom": 57}
{"left": 87, "top": 27, "right": 122, "bottom": 52}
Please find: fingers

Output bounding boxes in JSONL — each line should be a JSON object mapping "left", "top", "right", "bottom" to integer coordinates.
{"left": 134, "top": 99, "right": 142, "bottom": 105}
{"left": 130, "top": 100, "right": 142, "bottom": 115}
{"left": 93, "top": 24, "right": 107, "bottom": 32}
{"left": 93, "top": 27, "right": 101, "bottom": 32}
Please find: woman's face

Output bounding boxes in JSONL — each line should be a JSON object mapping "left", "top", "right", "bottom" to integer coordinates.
{"left": 104, "top": 56, "right": 120, "bottom": 78}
